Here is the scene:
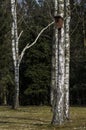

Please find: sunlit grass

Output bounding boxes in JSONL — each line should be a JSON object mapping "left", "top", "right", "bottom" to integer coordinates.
{"left": 0, "top": 106, "right": 86, "bottom": 130}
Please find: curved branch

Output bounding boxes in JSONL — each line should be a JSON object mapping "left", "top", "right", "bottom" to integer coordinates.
{"left": 19, "top": 21, "right": 54, "bottom": 64}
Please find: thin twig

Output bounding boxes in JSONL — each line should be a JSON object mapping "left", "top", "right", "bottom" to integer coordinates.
{"left": 18, "top": 30, "right": 23, "bottom": 41}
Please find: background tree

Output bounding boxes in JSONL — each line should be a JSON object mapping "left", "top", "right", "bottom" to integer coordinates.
{"left": 0, "top": 0, "right": 14, "bottom": 105}
{"left": 70, "top": 0, "right": 86, "bottom": 106}
{"left": 19, "top": 0, "right": 54, "bottom": 105}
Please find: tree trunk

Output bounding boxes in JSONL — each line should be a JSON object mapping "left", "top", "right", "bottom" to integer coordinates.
{"left": 51, "top": 27, "right": 57, "bottom": 108}
{"left": 51, "top": 0, "right": 58, "bottom": 107}
{"left": 3, "top": 86, "right": 7, "bottom": 105}
{"left": 11, "top": 0, "right": 19, "bottom": 109}
{"left": 51, "top": 0, "right": 65, "bottom": 125}
{"left": 13, "top": 64, "right": 19, "bottom": 109}
{"left": 64, "top": 0, "right": 70, "bottom": 120}
{"left": 51, "top": 0, "right": 58, "bottom": 111}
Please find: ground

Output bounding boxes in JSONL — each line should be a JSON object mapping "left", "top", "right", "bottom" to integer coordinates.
{"left": 0, "top": 106, "right": 86, "bottom": 130}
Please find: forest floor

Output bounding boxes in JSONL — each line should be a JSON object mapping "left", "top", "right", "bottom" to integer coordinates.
{"left": 0, "top": 106, "right": 86, "bottom": 130}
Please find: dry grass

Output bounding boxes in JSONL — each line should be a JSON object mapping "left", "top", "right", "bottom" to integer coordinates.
{"left": 0, "top": 106, "right": 86, "bottom": 130}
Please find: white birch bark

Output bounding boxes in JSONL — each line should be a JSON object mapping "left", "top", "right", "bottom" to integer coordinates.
{"left": 64, "top": 0, "right": 70, "bottom": 120}
{"left": 11, "top": 0, "right": 19, "bottom": 109}
{"left": 51, "top": 0, "right": 65, "bottom": 125}
{"left": 57, "top": 0, "right": 65, "bottom": 123}
{"left": 54, "top": 0, "right": 58, "bottom": 16}
{"left": 11, "top": 0, "right": 17, "bottom": 67}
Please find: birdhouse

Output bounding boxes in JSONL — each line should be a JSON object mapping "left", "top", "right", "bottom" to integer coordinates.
{"left": 54, "top": 16, "right": 64, "bottom": 29}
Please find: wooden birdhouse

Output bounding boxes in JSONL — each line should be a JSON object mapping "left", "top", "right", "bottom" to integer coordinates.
{"left": 54, "top": 16, "right": 64, "bottom": 29}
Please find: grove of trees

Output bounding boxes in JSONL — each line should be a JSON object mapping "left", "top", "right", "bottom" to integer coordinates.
{"left": 0, "top": 0, "right": 86, "bottom": 125}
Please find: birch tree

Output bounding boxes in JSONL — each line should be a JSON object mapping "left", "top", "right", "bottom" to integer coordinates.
{"left": 11, "top": 0, "right": 54, "bottom": 109}
{"left": 11, "top": 0, "right": 19, "bottom": 108}
{"left": 64, "top": 0, "right": 70, "bottom": 120}
{"left": 51, "top": 0, "right": 71, "bottom": 124}
{"left": 51, "top": 0, "right": 65, "bottom": 125}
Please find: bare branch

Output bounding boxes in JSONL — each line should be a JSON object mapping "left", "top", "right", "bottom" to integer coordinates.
{"left": 18, "top": 30, "right": 23, "bottom": 41}
{"left": 19, "top": 21, "right": 54, "bottom": 64}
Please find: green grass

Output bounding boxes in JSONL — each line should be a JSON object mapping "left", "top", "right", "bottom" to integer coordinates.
{"left": 0, "top": 106, "right": 86, "bottom": 130}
